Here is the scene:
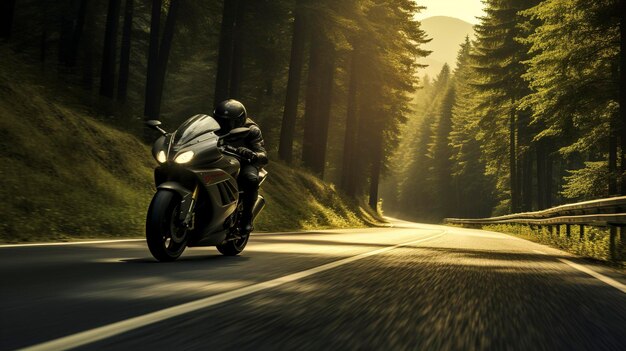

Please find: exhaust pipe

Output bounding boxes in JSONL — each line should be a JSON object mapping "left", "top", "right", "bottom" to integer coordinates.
{"left": 252, "top": 195, "right": 266, "bottom": 220}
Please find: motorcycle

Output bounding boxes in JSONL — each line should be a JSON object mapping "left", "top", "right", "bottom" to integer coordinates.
{"left": 145, "top": 114, "right": 267, "bottom": 262}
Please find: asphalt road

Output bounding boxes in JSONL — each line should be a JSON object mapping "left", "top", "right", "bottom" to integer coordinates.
{"left": 1, "top": 220, "right": 625, "bottom": 351}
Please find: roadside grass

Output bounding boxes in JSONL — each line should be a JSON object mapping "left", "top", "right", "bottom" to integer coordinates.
{"left": 479, "top": 224, "right": 624, "bottom": 265}
{"left": 0, "top": 50, "right": 383, "bottom": 244}
{"left": 0, "top": 73, "right": 155, "bottom": 243}
{"left": 258, "top": 162, "right": 378, "bottom": 231}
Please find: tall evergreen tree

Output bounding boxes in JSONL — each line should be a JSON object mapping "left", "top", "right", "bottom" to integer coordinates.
{"left": 520, "top": 0, "right": 620, "bottom": 199}
{"left": 449, "top": 38, "right": 494, "bottom": 217}
{"left": 100, "top": 0, "right": 122, "bottom": 98}
{"left": 117, "top": 0, "right": 134, "bottom": 103}
{"left": 471, "top": 0, "right": 539, "bottom": 213}
{"left": 213, "top": 0, "right": 238, "bottom": 105}
{"left": 429, "top": 85, "right": 456, "bottom": 217}
{"left": 0, "top": 0, "right": 16, "bottom": 39}
{"left": 144, "top": 0, "right": 181, "bottom": 121}
{"left": 278, "top": 0, "right": 308, "bottom": 164}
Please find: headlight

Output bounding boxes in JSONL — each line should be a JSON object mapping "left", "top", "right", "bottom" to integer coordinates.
{"left": 156, "top": 150, "right": 167, "bottom": 163}
{"left": 175, "top": 151, "right": 195, "bottom": 164}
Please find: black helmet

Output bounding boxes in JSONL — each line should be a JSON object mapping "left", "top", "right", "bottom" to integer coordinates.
{"left": 213, "top": 99, "right": 247, "bottom": 133}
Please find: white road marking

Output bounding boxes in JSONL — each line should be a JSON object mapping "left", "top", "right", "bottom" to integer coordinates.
{"left": 557, "top": 258, "right": 626, "bottom": 294}
{"left": 17, "top": 232, "right": 445, "bottom": 351}
{"left": 530, "top": 249, "right": 625, "bottom": 293}
{"left": 0, "top": 239, "right": 144, "bottom": 248}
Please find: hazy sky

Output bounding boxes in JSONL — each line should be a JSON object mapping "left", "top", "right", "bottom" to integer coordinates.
{"left": 415, "top": 0, "right": 486, "bottom": 24}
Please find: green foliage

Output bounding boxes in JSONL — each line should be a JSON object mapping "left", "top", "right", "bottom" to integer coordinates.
{"left": 384, "top": 65, "right": 452, "bottom": 221}
{"left": 259, "top": 162, "right": 379, "bottom": 230}
{"left": 449, "top": 37, "right": 495, "bottom": 218}
{"left": 0, "top": 52, "right": 379, "bottom": 243}
{"left": 351, "top": 0, "right": 431, "bottom": 175}
{"left": 561, "top": 161, "right": 609, "bottom": 200}
{"left": 0, "top": 55, "right": 154, "bottom": 242}
{"left": 4, "top": 0, "right": 620, "bottom": 230}
{"left": 483, "top": 224, "right": 618, "bottom": 263}
{"left": 519, "top": 0, "right": 620, "bottom": 156}
{"left": 386, "top": 0, "right": 620, "bottom": 221}
{"left": 428, "top": 84, "right": 455, "bottom": 217}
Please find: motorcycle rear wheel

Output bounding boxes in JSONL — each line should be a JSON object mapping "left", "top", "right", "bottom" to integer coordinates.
{"left": 216, "top": 232, "right": 250, "bottom": 256}
{"left": 146, "top": 190, "right": 188, "bottom": 262}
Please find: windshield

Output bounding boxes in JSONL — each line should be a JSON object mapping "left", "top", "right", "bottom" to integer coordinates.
{"left": 173, "top": 114, "right": 220, "bottom": 145}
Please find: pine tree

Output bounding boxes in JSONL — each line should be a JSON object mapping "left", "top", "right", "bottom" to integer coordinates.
{"left": 520, "top": 0, "right": 620, "bottom": 199}
{"left": 471, "top": 0, "right": 540, "bottom": 213}
{"left": 450, "top": 38, "right": 494, "bottom": 217}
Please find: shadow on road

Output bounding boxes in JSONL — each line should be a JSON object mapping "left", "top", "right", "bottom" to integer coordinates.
{"left": 120, "top": 255, "right": 251, "bottom": 264}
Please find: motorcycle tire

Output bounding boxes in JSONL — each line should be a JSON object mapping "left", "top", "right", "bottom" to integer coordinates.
{"left": 216, "top": 232, "right": 250, "bottom": 256}
{"left": 146, "top": 190, "right": 188, "bottom": 262}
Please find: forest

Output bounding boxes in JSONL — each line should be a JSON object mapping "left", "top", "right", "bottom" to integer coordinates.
{"left": 382, "top": 0, "right": 625, "bottom": 221}
{"left": 1, "top": 0, "right": 624, "bottom": 223}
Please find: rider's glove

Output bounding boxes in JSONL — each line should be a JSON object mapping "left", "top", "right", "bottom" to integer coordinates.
{"left": 236, "top": 147, "right": 257, "bottom": 162}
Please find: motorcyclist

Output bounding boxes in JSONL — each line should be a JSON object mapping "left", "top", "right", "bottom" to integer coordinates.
{"left": 213, "top": 99, "right": 268, "bottom": 233}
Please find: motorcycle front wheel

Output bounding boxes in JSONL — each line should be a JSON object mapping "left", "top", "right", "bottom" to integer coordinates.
{"left": 146, "top": 190, "right": 188, "bottom": 262}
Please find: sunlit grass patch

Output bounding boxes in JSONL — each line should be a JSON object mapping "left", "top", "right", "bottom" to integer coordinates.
{"left": 482, "top": 223, "right": 623, "bottom": 264}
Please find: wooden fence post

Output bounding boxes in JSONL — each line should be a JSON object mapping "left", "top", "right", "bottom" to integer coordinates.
{"left": 617, "top": 226, "right": 626, "bottom": 261}
{"left": 609, "top": 226, "right": 618, "bottom": 261}
{"left": 579, "top": 225, "right": 585, "bottom": 240}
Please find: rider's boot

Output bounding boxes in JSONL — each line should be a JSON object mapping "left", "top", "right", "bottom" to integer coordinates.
{"left": 239, "top": 189, "right": 256, "bottom": 234}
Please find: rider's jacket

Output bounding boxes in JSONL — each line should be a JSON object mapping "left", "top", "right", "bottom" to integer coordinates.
{"left": 232, "top": 118, "right": 268, "bottom": 168}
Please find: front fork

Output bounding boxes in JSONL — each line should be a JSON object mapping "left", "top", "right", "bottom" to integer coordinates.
{"left": 180, "top": 184, "right": 199, "bottom": 230}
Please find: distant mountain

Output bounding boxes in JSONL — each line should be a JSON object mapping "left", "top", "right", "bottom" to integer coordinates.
{"left": 419, "top": 16, "right": 474, "bottom": 79}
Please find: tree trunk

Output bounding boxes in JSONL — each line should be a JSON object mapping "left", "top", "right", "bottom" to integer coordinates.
{"left": 536, "top": 143, "right": 545, "bottom": 210}
{"left": 609, "top": 118, "right": 618, "bottom": 195}
{"left": 59, "top": 0, "right": 90, "bottom": 67}
{"left": 82, "top": 0, "right": 96, "bottom": 89}
{"left": 148, "top": 0, "right": 180, "bottom": 119}
{"left": 99, "top": 0, "right": 122, "bottom": 98}
{"left": 40, "top": 3, "right": 49, "bottom": 67}
{"left": 0, "top": 0, "right": 16, "bottom": 39}
{"left": 620, "top": 0, "right": 626, "bottom": 194}
{"left": 310, "top": 43, "right": 335, "bottom": 177}
{"left": 368, "top": 131, "right": 383, "bottom": 211}
{"left": 509, "top": 104, "right": 518, "bottom": 213}
{"left": 301, "top": 33, "right": 323, "bottom": 172}
{"left": 545, "top": 151, "right": 553, "bottom": 208}
{"left": 213, "top": 0, "right": 238, "bottom": 105}
{"left": 58, "top": 4, "right": 74, "bottom": 66}
{"left": 341, "top": 48, "right": 360, "bottom": 197}
{"left": 278, "top": 3, "right": 307, "bottom": 164}
{"left": 144, "top": 0, "right": 162, "bottom": 119}
{"left": 522, "top": 151, "right": 533, "bottom": 211}
{"left": 229, "top": 0, "right": 246, "bottom": 99}
{"left": 117, "top": 0, "right": 134, "bottom": 103}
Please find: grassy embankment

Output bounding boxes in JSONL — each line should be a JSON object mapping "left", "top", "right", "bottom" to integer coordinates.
{"left": 457, "top": 223, "right": 624, "bottom": 266}
{"left": 0, "top": 54, "right": 382, "bottom": 244}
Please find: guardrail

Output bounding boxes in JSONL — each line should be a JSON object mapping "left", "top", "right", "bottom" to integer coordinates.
{"left": 445, "top": 196, "right": 626, "bottom": 260}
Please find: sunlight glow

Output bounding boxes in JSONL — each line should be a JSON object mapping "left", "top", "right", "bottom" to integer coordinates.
{"left": 415, "top": 0, "right": 485, "bottom": 24}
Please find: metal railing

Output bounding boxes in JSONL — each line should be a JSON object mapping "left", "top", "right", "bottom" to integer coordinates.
{"left": 445, "top": 196, "right": 626, "bottom": 260}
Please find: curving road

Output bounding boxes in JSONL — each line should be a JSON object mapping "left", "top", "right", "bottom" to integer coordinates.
{"left": 1, "top": 220, "right": 625, "bottom": 351}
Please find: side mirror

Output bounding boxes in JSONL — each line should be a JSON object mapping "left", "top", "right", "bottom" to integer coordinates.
{"left": 145, "top": 120, "right": 167, "bottom": 136}
{"left": 146, "top": 120, "right": 162, "bottom": 128}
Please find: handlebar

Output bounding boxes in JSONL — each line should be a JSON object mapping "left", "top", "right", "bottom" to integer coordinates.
{"left": 218, "top": 145, "right": 252, "bottom": 163}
